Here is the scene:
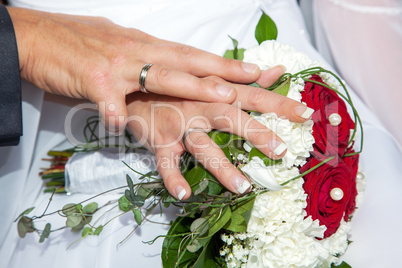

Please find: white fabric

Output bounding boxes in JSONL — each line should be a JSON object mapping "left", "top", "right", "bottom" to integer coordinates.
{"left": 65, "top": 148, "right": 158, "bottom": 194}
{"left": 0, "top": 0, "right": 401, "bottom": 267}
{"left": 309, "top": 0, "right": 402, "bottom": 148}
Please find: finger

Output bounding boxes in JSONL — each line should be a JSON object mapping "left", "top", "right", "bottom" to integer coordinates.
{"left": 183, "top": 130, "right": 251, "bottom": 194}
{"left": 254, "top": 65, "right": 286, "bottom": 88}
{"left": 93, "top": 93, "right": 128, "bottom": 135}
{"left": 141, "top": 43, "right": 262, "bottom": 83}
{"left": 156, "top": 147, "right": 191, "bottom": 200}
{"left": 204, "top": 103, "right": 287, "bottom": 159}
{"left": 206, "top": 71, "right": 314, "bottom": 123}
{"left": 235, "top": 86, "right": 314, "bottom": 123}
{"left": 127, "top": 62, "right": 237, "bottom": 103}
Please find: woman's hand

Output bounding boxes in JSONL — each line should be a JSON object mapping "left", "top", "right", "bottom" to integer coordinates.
{"left": 126, "top": 71, "right": 313, "bottom": 200}
{"left": 7, "top": 7, "right": 262, "bottom": 134}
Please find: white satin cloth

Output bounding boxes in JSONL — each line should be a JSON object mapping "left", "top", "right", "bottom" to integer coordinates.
{"left": 304, "top": 0, "right": 402, "bottom": 148}
{"left": 1, "top": 0, "right": 401, "bottom": 267}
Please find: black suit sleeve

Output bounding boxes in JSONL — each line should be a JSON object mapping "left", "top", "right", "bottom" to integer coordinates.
{"left": 0, "top": 5, "right": 22, "bottom": 146}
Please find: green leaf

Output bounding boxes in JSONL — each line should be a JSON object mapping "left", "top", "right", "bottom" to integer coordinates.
{"left": 192, "top": 237, "right": 221, "bottom": 268}
{"left": 331, "top": 262, "right": 352, "bottom": 268}
{"left": 81, "top": 227, "right": 93, "bottom": 238}
{"left": 14, "top": 207, "right": 35, "bottom": 222}
{"left": 190, "top": 218, "right": 209, "bottom": 236}
{"left": 71, "top": 216, "right": 91, "bottom": 232}
{"left": 17, "top": 216, "right": 35, "bottom": 238}
{"left": 61, "top": 203, "right": 77, "bottom": 216}
{"left": 185, "top": 166, "right": 208, "bottom": 190}
{"left": 126, "top": 174, "right": 134, "bottom": 190}
{"left": 186, "top": 239, "right": 202, "bottom": 253}
{"left": 272, "top": 76, "right": 291, "bottom": 96}
{"left": 83, "top": 202, "right": 98, "bottom": 214}
{"left": 249, "top": 82, "right": 263, "bottom": 88}
{"left": 255, "top": 11, "right": 278, "bottom": 44}
{"left": 223, "top": 36, "right": 245, "bottom": 61}
{"left": 94, "top": 225, "right": 103, "bottom": 236}
{"left": 137, "top": 185, "right": 153, "bottom": 200}
{"left": 66, "top": 213, "right": 83, "bottom": 228}
{"left": 39, "top": 223, "right": 51, "bottom": 243}
{"left": 133, "top": 208, "right": 142, "bottom": 225}
{"left": 249, "top": 147, "right": 282, "bottom": 166}
{"left": 75, "top": 204, "right": 83, "bottom": 211}
{"left": 224, "top": 212, "right": 247, "bottom": 233}
{"left": 205, "top": 207, "right": 231, "bottom": 238}
{"left": 118, "top": 195, "right": 134, "bottom": 212}
{"left": 208, "top": 130, "right": 230, "bottom": 146}
{"left": 185, "top": 166, "right": 222, "bottom": 196}
{"left": 132, "top": 195, "right": 145, "bottom": 208}
{"left": 162, "top": 217, "right": 196, "bottom": 268}
{"left": 194, "top": 179, "right": 209, "bottom": 195}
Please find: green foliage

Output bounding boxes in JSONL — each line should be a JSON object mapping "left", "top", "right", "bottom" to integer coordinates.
{"left": 223, "top": 36, "right": 245, "bottom": 61}
{"left": 332, "top": 262, "right": 352, "bottom": 268}
{"left": 14, "top": 207, "right": 35, "bottom": 222}
{"left": 94, "top": 225, "right": 103, "bottom": 236}
{"left": 255, "top": 11, "right": 278, "bottom": 44}
{"left": 272, "top": 76, "right": 291, "bottom": 96}
{"left": 83, "top": 202, "right": 98, "bottom": 214}
{"left": 133, "top": 208, "right": 142, "bottom": 225}
{"left": 17, "top": 216, "right": 35, "bottom": 238}
{"left": 249, "top": 147, "right": 282, "bottom": 166}
{"left": 118, "top": 195, "right": 135, "bottom": 212}
{"left": 39, "top": 223, "right": 51, "bottom": 243}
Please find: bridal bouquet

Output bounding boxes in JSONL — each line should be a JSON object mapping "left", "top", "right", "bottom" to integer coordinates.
{"left": 16, "top": 12, "right": 363, "bottom": 268}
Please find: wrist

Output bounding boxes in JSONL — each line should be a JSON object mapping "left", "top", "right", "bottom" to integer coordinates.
{"left": 6, "top": 7, "right": 40, "bottom": 81}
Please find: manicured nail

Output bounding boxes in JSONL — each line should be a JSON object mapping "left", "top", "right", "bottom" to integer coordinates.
{"left": 232, "top": 176, "right": 251, "bottom": 194}
{"left": 268, "top": 140, "right": 287, "bottom": 156}
{"left": 105, "top": 126, "right": 124, "bottom": 136}
{"left": 295, "top": 105, "right": 314, "bottom": 119}
{"left": 242, "top": 62, "right": 259, "bottom": 74}
{"left": 275, "top": 64, "right": 287, "bottom": 73}
{"left": 216, "top": 84, "right": 234, "bottom": 98}
{"left": 175, "top": 186, "right": 187, "bottom": 200}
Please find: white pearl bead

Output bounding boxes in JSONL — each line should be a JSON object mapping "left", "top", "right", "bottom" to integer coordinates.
{"left": 356, "top": 172, "right": 365, "bottom": 181}
{"left": 329, "top": 113, "right": 342, "bottom": 126}
{"left": 330, "top": 188, "right": 344, "bottom": 201}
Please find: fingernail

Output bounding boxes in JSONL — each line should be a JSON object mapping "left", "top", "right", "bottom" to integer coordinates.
{"left": 269, "top": 140, "right": 287, "bottom": 156}
{"left": 216, "top": 84, "right": 234, "bottom": 98}
{"left": 106, "top": 126, "right": 125, "bottom": 136}
{"left": 295, "top": 105, "right": 314, "bottom": 119}
{"left": 231, "top": 176, "right": 251, "bottom": 194}
{"left": 175, "top": 186, "right": 187, "bottom": 200}
{"left": 242, "top": 62, "right": 259, "bottom": 74}
{"left": 275, "top": 64, "right": 287, "bottom": 73}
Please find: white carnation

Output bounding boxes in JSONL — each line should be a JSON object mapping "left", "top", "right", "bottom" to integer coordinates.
{"left": 243, "top": 40, "right": 322, "bottom": 74}
{"left": 251, "top": 113, "right": 314, "bottom": 169}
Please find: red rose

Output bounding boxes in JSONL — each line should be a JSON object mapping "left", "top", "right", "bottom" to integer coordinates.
{"left": 302, "top": 75, "right": 355, "bottom": 157}
{"left": 301, "top": 155, "right": 358, "bottom": 238}
{"left": 342, "top": 147, "right": 360, "bottom": 220}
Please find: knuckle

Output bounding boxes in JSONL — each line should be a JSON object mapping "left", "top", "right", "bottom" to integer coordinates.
{"left": 188, "top": 135, "right": 210, "bottom": 154}
{"left": 87, "top": 67, "right": 111, "bottom": 90}
{"left": 176, "top": 45, "right": 195, "bottom": 58}
{"left": 219, "top": 57, "right": 234, "bottom": 70}
{"left": 213, "top": 159, "right": 232, "bottom": 178}
{"left": 154, "top": 67, "right": 173, "bottom": 86}
{"left": 274, "top": 96, "right": 289, "bottom": 112}
{"left": 221, "top": 106, "right": 240, "bottom": 122}
{"left": 248, "top": 89, "right": 267, "bottom": 108}
{"left": 247, "top": 127, "right": 271, "bottom": 145}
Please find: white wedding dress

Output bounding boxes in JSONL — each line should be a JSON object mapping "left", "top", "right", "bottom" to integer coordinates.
{"left": 1, "top": 0, "right": 401, "bottom": 267}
